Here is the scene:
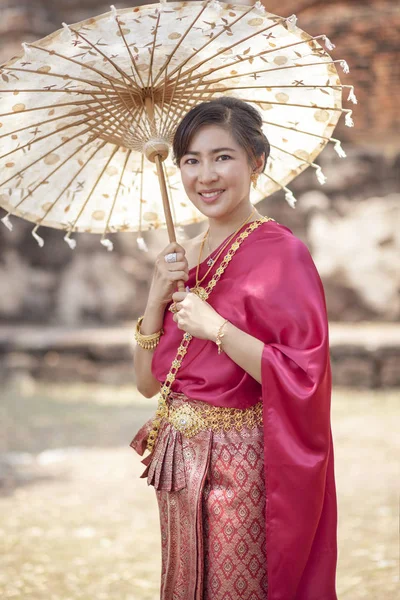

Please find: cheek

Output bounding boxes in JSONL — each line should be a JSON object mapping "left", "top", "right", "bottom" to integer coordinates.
{"left": 180, "top": 169, "right": 196, "bottom": 191}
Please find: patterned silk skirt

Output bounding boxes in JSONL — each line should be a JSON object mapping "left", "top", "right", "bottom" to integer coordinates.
{"left": 130, "top": 392, "right": 268, "bottom": 600}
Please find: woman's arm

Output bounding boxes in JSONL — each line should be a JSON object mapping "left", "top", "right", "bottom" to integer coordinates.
{"left": 206, "top": 315, "right": 264, "bottom": 384}
{"left": 133, "top": 300, "right": 167, "bottom": 398}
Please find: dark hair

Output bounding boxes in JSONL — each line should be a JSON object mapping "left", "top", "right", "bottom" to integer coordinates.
{"left": 172, "top": 97, "right": 270, "bottom": 171}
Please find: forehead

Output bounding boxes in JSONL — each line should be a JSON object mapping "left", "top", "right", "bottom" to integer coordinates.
{"left": 186, "top": 125, "right": 241, "bottom": 153}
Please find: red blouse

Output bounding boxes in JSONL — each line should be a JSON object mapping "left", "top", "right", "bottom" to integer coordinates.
{"left": 151, "top": 218, "right": 338, "bottom": 600}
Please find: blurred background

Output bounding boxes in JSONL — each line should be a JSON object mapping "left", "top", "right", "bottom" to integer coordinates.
{"left": 0, "top": 1, "right": 399, "bottom": 599}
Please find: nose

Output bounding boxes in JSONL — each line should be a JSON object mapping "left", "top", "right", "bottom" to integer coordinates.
{"left": 198, "top": 161, "right": 218, "bottom": 184}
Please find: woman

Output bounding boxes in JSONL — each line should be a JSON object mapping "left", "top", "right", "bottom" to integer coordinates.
{"left": 131, "top": 97, "right": 338, "bottom": 600}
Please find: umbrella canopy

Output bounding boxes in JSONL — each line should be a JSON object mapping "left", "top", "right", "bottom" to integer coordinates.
{"left": 0, "top": 0, "right": 356, "bottom": 250}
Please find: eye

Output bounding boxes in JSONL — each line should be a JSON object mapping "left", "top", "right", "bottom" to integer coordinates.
{"left": 184, "top": 158, "right": 198, "bottom": 165}
{"left": 216, "top": 154, "right": 232, "bottom": 161}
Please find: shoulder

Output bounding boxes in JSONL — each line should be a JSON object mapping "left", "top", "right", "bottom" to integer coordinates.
{"left": 256, "top": 218, "right": 310, "bottom": 254}
{"left": 180, "top": 230, "right": 204, "bottom": 268}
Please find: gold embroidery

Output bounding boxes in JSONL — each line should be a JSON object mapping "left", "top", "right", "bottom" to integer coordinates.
{"left": 167, "top": 401, "right": 263, "bottom": 438}
{"left": 146, "top": 216, "right": 275, "bottom": 452}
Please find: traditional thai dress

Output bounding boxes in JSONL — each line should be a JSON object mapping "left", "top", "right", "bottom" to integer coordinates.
{"left": 131, "top": 217, "right": 338, "bottom": 600}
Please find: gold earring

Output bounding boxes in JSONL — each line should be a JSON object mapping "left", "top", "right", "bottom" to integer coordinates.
{"left": 251, "top": 172, "right": 259, "bottom": 189}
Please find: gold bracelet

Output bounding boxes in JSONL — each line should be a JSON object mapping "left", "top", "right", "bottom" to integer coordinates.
{"left": 134, "top": 316, "right": 164, "bottom": 350}
{"left": 215, "top": 319, "right": 229, "bottom": 355}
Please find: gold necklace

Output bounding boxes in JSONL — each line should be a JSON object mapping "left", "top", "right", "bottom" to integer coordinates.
{"left": 147, "top": 214, "right": 274, "bottom": 453}
{"left": 191, "top": 207, "right": 257, "bottom": 300}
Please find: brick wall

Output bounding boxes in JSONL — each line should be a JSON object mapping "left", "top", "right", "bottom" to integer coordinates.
{"left": 0, "top": 0, "right": 399, "bottom": 147}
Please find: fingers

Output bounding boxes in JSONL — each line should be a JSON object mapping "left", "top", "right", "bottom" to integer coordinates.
{"left": 166, "top": 260, "right": 188, "bottom": 272}
{"left": 161, "top": 242, "right": 186, "bottom": 258}
{"left": 172, "top": 291, "right": 189, "bottom": 303}
{"left": 169, "top": 271, "right": 189, "bottom": 282}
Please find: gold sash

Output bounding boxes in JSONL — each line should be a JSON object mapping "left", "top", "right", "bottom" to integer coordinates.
{"left": 146, "top": 215, "right": 274, "bottom": 453}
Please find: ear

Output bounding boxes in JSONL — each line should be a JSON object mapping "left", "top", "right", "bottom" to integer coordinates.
{"left": 255, "top": 153, "right": 265, "bottom": 174}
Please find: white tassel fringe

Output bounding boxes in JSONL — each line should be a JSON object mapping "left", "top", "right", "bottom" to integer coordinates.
{"left": 340, "top": 60, "right": 350, "bottom": 74}
{"left": 254, "top": 1, "right": 267, "bottom": 15}
{"left": 137, "top": 236, "right": 148, "bottom": 252}
{"left": 209, "top": 0, "right": 223, "bottom": 13}
{"left": 101, "top": 238, "right": 114, "bottom": 252}
{"left": 315, "top": 166, "right": 327, "bottom": 185}
{"left": 21, "top": 42, "right": 32, "bottom": 58}
{"left": 32, "top": 228, "right": 44, "bottom": 247}
{"left": 286, "top": 15, "right": 298, "bottom": 32}
{"left": 334, "top": 140, "right": 346, "bottom": 158}
{"left": 322, "top": 35, "right": 335, "bottom": 51}
{"left": 61, "top": 23, "right": 72, "bottom": 41}
{"left": 64, "top": 234, "right": 77, "bottom": 249}
{"left": 345, "top": 111, "right": 354, "bottom": 127}
{"left": 348, "top": 87, "right": 358, "bottom": 104}
{"left": 1, "top": 214, "right": 13, "bottom": 231}
{"left": 284, "top": 189, "right": 297, "bottom": 208}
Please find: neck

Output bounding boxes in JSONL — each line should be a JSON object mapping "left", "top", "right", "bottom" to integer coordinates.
{"left": 207, "top": 202, "right": 260, "bottom": 250}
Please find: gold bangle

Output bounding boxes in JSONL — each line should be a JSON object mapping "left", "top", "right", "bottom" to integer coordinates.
{"left": 215, "top": 319, "right": 229, "bottom": 355}
{"left": 134, "top": 316, "right": 164, "bottom": 350}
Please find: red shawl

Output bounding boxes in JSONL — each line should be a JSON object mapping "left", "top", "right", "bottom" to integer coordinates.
{"left": 151, "top": 218, "right": 338, "bottom": 599}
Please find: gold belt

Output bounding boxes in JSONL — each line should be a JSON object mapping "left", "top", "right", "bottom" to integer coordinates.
{"left": 165, "top": 399, "right": 263, "bottom": 438}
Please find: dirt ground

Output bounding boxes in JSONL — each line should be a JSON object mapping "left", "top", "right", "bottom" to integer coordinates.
{"left": 0, "top": 380, "right": 398, "bottom": 599}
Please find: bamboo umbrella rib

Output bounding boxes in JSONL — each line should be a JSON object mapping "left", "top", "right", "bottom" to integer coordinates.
{"left": 159, "top": 66, "right": 184, "bottom": 139}
{"left": 0, "top": 100, "right": 122, "bottom": 141}
{"left": 169, "top": 20, "right": 286, "bottom": 87}
{"left": 237, "top": 98, "right": 344, "bottom": 112}
{"left": 0, "top": 97, "right": 128, "bottom": 163}
{"left": 0, "top": 98, "right": 105, "bottom": 118}
{"left": 66, "top": 28, "right": 138, "bottom": 89}
{"left": 0, "top": 115, "right": 99, "bottom": 162}
{"left": 122, "top": 105, "right": 153, "bottom": 146}
{"left": 138, "top": 154, "right": 145, "bottom": 240}
{"left": 152, "top": 0, "right": 212, "bottom": 87}
{"left": 26, "top": 137, "right": 106, "bottom": 223}
{"left": 182, "top": 84, "right": 341, "bottom": 95}
{"left": 0, "top": 119, "right": 107, "bottom": 188}
{"left": 22, "top": 41, "right": 129, "bottom": 89}
{"left": 146, "top": 9, "right": 161, "bottom": 89}
{"left": 94, "top": 78, "right": 146, "bottom": 139}
{"left": 173, "top": 35, "right": 333, "bottom": 88}
{"left": 0, "top": 88, "right": 126, "bottom": 96}
{"left": 2, "top": 65, "right": 124, "bottom": 95}
{"left": 260, "top": 170, "right": 293, "bottom": 198}
{"left": 200, "top": 84, "right": 344, "bottom": 91}
{"left": 111, "top": 20, "right": 145, "bottom": 90}
{"left": 111, "top": 22, "right": 153, "bottom": 143}
{"left": 262, "top": 119, "right": 335, "bottom": 142}
{"left": 206, "top": 57, "right": 346, "bottom": 84}
{"left": 269, "top": 142, "right": 323, "bottom": 167}
{"left": 163, "top": 79, "right": 212, "bottom": 140}
{"left": 158, "top": 67, "right": 170, "bottom": 134}
{"left": 66, "top": 145, "right": 120, "bottom": 233}
{"left": 102, "top": 150, "right": 135, "bottom": 239}
{"left": 39, "top": 139, "right": 107, "bottom": 226}
{"left": 164, "top": 1, "right": 259, "bottom": 84}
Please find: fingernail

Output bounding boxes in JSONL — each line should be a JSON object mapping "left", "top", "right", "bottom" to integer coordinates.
{"left": 185, "top": 286, "right": 190, "bottom": 292}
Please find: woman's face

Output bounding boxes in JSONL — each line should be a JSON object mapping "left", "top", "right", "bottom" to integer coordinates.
{"left": 179, "top": 125, "right": 258, "bottom": 220}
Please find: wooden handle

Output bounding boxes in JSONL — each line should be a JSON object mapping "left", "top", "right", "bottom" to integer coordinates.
{"left": 144, "top": 97, "right": 185, "bottom": 293}
{"left": 154, "top": 154, "right": 185, "bottom": 293}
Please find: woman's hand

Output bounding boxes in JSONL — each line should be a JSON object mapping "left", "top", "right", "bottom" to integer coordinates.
{"left": 171, "top": 290, "right": 225, "bottom": 341}
{"left": 147, "top": 242, "right": 189, "bottom": 307}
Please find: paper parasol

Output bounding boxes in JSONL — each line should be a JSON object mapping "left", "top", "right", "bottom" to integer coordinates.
{"left": 0, "top": 0, "right": 356, "bottom": 252}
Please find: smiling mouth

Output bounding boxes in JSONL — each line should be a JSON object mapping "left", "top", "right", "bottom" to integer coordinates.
{"left": 198, "top": 189, "right": 225, "bottom": 199}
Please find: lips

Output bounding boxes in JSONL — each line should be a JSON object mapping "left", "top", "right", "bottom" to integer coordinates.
{"left": 198, "top": 189, "right": 225, "bottom": 202}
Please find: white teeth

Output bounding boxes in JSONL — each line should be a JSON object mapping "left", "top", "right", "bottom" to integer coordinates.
{"left": 200, "top": 190, "right": 223, "bottom": 198}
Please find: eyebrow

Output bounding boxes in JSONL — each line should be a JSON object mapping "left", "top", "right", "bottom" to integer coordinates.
{"left": 183, "top": 147, "right": 237, "bottom": 157}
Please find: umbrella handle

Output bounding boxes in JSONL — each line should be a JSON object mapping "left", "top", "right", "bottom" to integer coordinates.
{"left": 154, "top": 154, "right": 185, "bottom": 293}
